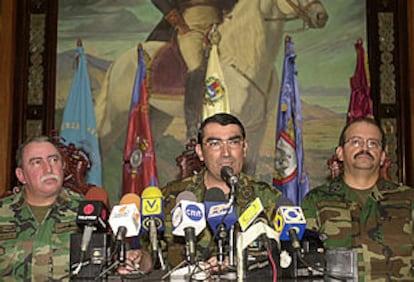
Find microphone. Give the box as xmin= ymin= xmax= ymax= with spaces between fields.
xmin=238 ymin=197 xmax=264 ymax=231
xmin=140 ymin=186 xmax=165 ymax=264
xmin=204 ymin=188 xmax=237 ymax=235
xmin=220 ymin=166 xmax=238 ymax=187
xmin=204 ymin=188 xmax=237 ymax=266
xmin=108 ymin=193 xmax=141 ymax=239
xmin=72 ymin=187 xmax=109 ymax=276
xmin=77 ymin=187 xmax=109 ymax=253
xmin=171 ymin=191 xmax=206 ymax=264
xmin=273 ymin=198 xmax=306 ymax=250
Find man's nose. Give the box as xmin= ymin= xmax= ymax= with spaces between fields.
xmin=44 ymin=160 xmax=53 ymax=172
xmin=221 ymin=142 xmax=231 ymax=156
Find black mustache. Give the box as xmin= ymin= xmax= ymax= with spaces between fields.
xmin=354 ymin=150 xmax=374 ymax=160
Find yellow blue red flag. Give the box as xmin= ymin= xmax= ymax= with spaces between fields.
xmin=203 ymin=43 xmax=229 ymax=119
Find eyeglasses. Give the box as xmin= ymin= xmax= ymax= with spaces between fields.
xmin=343 ymin=136 xmax=382 ymax=149
xmin=203 ymin=137 xmax=244 ymax=151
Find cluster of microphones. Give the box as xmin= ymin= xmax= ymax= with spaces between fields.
xmin=70 ymin=166 xmax=342 ymax=281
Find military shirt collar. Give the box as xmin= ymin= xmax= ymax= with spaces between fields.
xmin=188 ymin=169 xmax=254 ymax=201
xmin=11 ymin=187 xmax=77 ymax=210
xmin=329 ymin=175 xmax=397 ymax=201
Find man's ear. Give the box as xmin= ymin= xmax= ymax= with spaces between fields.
xmin=243 ymin=139 xmax=248 ymax=157
xmin=380 ymin=151 xmax=386 ymax=166
xmin=195 ymin=144 xmax=204 ymax=162
xmin=15 ymin=167 xmax=26 ymax=184
xmin=335 ymin=146 xmax=344 ymax=162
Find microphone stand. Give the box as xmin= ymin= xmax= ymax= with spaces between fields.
xmin=228 ymin=182 xmax=237 ymax=268
xmin=217 ymin=224 xmax=227 ymax=266
xmin=97 ymin=227 xmax=128 ymax=280
xmin=96 ymin=240 xmax=126 ymax=280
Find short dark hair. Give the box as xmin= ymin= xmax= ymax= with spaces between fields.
xmin=16 ymin=136 xmax=59 ymax=168
xmin=338 ymin=117 xmax=386 ymax=150
xmin=197 ymin=113 xmax=246 ymax=144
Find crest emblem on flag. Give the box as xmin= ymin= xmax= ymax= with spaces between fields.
xmin=272 ymin=36 xmax=309 ymax=205
xmin=205 ymin=76 xmax=226 ymax=105
xmin=274 ymin=131 xmax=298 ymax=185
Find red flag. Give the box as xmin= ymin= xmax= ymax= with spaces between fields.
xmin=347 ymin=38 xmax=373 ymax=123
xmin=122 ymin=45 xmax=158 ymax=196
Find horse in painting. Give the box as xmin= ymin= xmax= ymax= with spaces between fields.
xmin=95 ymin=0 xmax=328 ymax=173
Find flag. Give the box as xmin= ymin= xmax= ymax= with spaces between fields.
xmin=203 ymin=43 xmax=229 ymax=119
xmin=347 ymin=38 xmax=373 ymax=123
xmin=122 ymin=45 xmax=159 ymax=196
xmin=273 ymin=36 xmax=309 ymax=206
xmin=60 ymin=40 xmax=102 ymax=187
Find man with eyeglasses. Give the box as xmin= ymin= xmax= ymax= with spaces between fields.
xmin=160 ymin=113 xmax=282 ymax=271
xmin=301 ymin=117 xmax=414 ymax=281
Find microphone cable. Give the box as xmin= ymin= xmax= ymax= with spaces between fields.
xmin=266 ymin=246 xmax=277 ymax=282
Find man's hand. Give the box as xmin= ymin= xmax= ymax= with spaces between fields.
xmin=117 ymin=249 xmax=153 ymax=275
xmin=205 ymin=255 xmax=230 ymax=273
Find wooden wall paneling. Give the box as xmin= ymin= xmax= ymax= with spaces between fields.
xmin=10 ymin=0 xmax=58 ymax=190
xmin=0 ymin=0 xmax=17 ymax=196
xmin=406 ymin=0 xmax=414 ymax=186
xmin=366 ymin=0 xmax=409 ymax=184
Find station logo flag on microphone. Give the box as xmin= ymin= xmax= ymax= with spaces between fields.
xmin=347 ymin=38 xmax=373 ymax=123
xmin=122 ymin=45 xmax=159 ymax=196
xmin=60 ymin=39 xmax=102 ymax=187
xmin=273 ymin=36 xmax=309 ymax=206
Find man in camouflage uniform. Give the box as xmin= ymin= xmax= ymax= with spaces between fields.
xmin=301 ymin=117 xmax=414 ymax=281
xmin=161 ymin=113 xmax=282 ymax=268
xmin=0 ymin=136 xmax=83 ymax=280
xmin=0 ymin=136 xmax=152 ymax=281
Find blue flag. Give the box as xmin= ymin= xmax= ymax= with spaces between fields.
xmin=273 ymin=36 xmax=309 ymax=206
xmin=60 ymin=42 xmax=102 ymax=187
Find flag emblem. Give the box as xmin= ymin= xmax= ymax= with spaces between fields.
xmin=274 ymin=131 xmax=298 ymax=185
xmin=205 ymin=76 xmax=225 ymax=105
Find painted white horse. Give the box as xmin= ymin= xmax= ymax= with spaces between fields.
xmin=95 ymin=0 xmax=328 ymax=173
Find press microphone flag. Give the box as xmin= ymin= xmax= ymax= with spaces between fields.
xmin=172 ymin=199 xmax=206 ymax=237
xmin=76 ymin=187 xmax=109 ymax=232
xmin=238 ymin=197 xmax=264 ymax=231
xmin=141 ymin=186 xmax=165 ymax=232
xmin=108 ymin=193 xmax=141 ymax=238
xmin=204 ymin=188 xmax=237 ymax=234
xmin=273 ymin=199 xmax=306 ymax=241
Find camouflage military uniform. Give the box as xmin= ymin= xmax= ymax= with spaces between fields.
xmin=160 ymin=169 xmax=282 ymax=268
xmin=301 ymin=176 xmax=414 ymax=281
xmin=0 ymin=188 xmax=83 ymax=281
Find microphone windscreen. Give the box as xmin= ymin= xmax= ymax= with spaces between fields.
xmin=177 ymin=191 xmax=197 ymax=203
xmin=85 ymin=187 xmax=109 ymax=208
xmin=204 ymin=187 xmax=226 ymax=202
xmin=220 ymin=166 xmax=234 ymax=180
xmin=141 ymin=186 xmax=163 ymax=198
xmin=120 ymin=193 xmax=141 ymax=210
